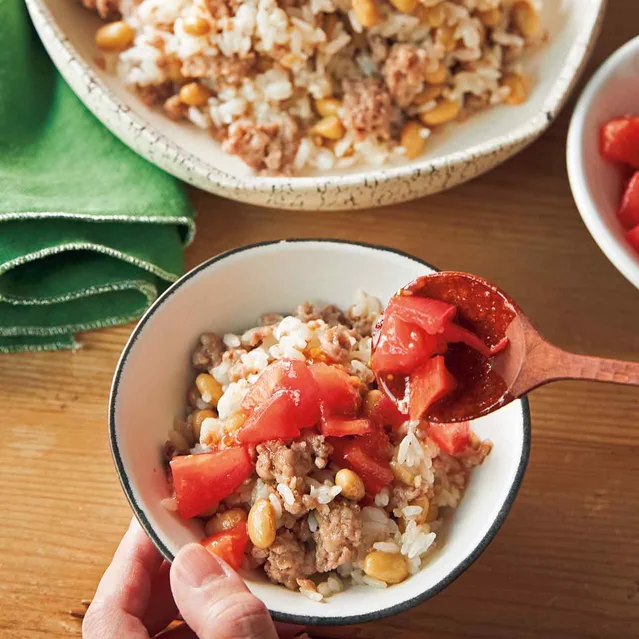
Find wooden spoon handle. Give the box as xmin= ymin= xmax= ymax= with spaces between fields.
xmin=511 ymin=335 xmax=639 ymax=396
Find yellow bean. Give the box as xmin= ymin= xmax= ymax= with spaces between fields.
xmin=419 ymin=98 xmax=461 ymax=126
xmin=389 ymin=0 xmax=418 ymax=14
xmin=436 ymin=25 xmax=456 ymax=52
xmin=183 ymin=16 xmax=210 ymax=36
xmin=414 ymin=84 xmax=445 ymax=104
xmin=391 ymin=460 xmax=416 ymax=486
xmin=311 ymin=115 xmax=345 ymax=140
xmin=195 ymin=373 xmax=224 ymax=406
xmin=248 ymin=499 xmax=276 ymax=549
xmin=335 ymin=469 xmax=366 ymax=501
xmin=179 ymin=82 xmax=210 ymax=107
xmin=352 ymin=0 xmax=380 ymax=28
xmin=192 ymin=408 xmax=217 ymax=440
xmin=512 ymin=1 xmax=540 ymax=39
xmin=314 ymin=97 xmax=342 ymax=118
xmin=502 ymin=72 xmax=528 ymax=105
xmin=416 ymin=4 xmax=445 ymax=28
xmin=400 ymin=120 xmax=427 ymax=160
xmin=363 ymin=551 xmax=409 ymax=584
xmin=477 ymin=7 xmax=502 ymax=28
xmin=95 ymin=21 xmax=135 ymax=51
xmin=424 ymin=63 xmax=448 ymax=85
xmin=205 ymin=508 xmax=247 ymax=536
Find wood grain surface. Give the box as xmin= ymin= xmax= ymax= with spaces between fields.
xmin=2 ymin=2 xmax=639 ymax=637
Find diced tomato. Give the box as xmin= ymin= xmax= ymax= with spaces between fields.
xmin=625 ymin=225 xmax=639 ymax=254
xmin=237 ymin=390 xmax=303 ymax=445
xmin=364 ymin=390 xmax=406 ymax=428
xmin=386 ymin=295 xmax=457 ymax=335
xmin=201 ymin=521 xmax=249 ymax=570
xmin=309 ymin=362 xmax=361 ymax=416
xmin=242 ymin=359 xmax=320 ymax=428
xmin=408 ymin=356 xmax=457 ymax=421
xmin=441 ymin=323 xmax=509 ymax=358
xmin=170 ymin=447 xmax=253 ymax=519
xmin=321 ymin=417 xmax=373 ymax=437
xmin=601 ymin=117 xmax=639 ymax=169
xmin=427 ymin=421 xmax=470 ymax=455
xmin=618 ymin=171 xmax=639 ymax=230
xmin=329 ymin=429 xmax=393 ymax=497
xmin=371 ymin=314 xmax=442 ymax=375
xmin=358 ymin=427 xmax=392 ymax=461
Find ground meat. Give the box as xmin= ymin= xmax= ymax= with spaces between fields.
xmin=255 ymin=440 xmax=313 ymax=483
xmin=222 ymin=116 xmax=301 ymax=175
xmin=388 ymin=483 xmax=426 ymax=512
xmin=136 ymin=82 xmax=173 ymax=107
xmin=313 ymin=499 xmax=362 ymax=572
xmin=259 ymin=313 xmax=284 ymax=327
xmin=163 ymin=95 xmax=187 ymax=121
xmin=342 ymin=78 xmax=395 ymax=142
xmin=212 ymin=54 xmax=256 ymax=88
xmin=192 ymin=332 xmax=225 ymax=371
xmin=252 ymin=531 xmax=316 ymax=590
xmin=382 ymin=44 xmax=430 ymax=108
xmin=295 ymin=302 xmax=321 ymax=323
xmin=319 ymin=305 xmax=350 ymax=327
xmin=319 ymin=325 xmax=354 ymax=363
xmin=82 ymin=0 xmax=119 ymax=18
xmin=241 ymin=325 xmax=275 ymax=348
xmin=302 ymin=433 xmax=333 ymax=470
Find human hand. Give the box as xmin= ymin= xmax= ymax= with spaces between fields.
xmin=83 ymin=518 xmax=306 ymax=639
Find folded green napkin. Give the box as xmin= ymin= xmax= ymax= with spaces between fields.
xmin=0 ymin=0 xmax=195 ymax=353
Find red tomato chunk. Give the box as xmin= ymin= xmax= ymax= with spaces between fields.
xmin=408 ymin=356 xmax=457 ymax=421
xmin=201 ymin=521 xmax=249 ymax=570
xmin=601 ymin=117 xmax=639 ymax=169
xmin=626 ymin=225 xmax=639 ymax=254
xmin=321 ymin=417 xmax=373 ymax=437
xmin=309 ymin=362 xmax=361 ymax=416
xmin=426 ymin=421 xmax=470 ymax=455
xmin=238 ymin=390 xmax=304 ymax=445
xmin=170 ymin=447 xmax=253 ymax=519
xmin=618 ymin=171 xmax=639 ymax=231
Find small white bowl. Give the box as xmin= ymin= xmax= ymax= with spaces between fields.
xmin=27 ymin=0 xmax=605 ymax=210
xmin=567 ymin=36 xmax=639 ymax=289
xmin=109 ymin=240 xmax=530 ymax=625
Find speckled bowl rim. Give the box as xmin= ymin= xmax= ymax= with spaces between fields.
xmin=27 ymin=0 xmax=606 ymax=207
xmin=109 ymin=239 xmax=532 ymax=626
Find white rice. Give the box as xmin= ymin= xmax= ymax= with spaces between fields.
xmin=277 ymin=483 xmax=295 ymax=506
xmin=269 ymin=493 xmax=283 ymax=519
xmin=362 ymin=575 xmax=388 ymax=589
xmin=307 ymin=511 xmax=319 ymax=533
xmin=372 ymin=541 xmax=400 ymax=554
xmin=301 ymin=589 xmax=324 ymax=602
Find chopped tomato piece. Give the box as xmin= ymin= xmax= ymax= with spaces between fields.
xmin=329 ymin=431 xmax=393 ymax=495
xmin=238 ymin=390 xmax=303 ymax=445
xmin=201 ymin=521 xmax=249 ymax=570
xmin=601 ymin=117 xmax=639 ymax=169
xmin=170 ymin=447 xmax=253 ymax=519
xmin=618 ymin=172 xmax=639 ymax=230
xmin=309 ymin=362 xmax=361 ymax=416
xmin=386 ymin=295 xmax=457 ymax=335
xmin=441 ymin=323 xmax=509 ymax=358
xmin=364 ymin=390 xmax=406 ymax=428
xmin=408 ymin=356 xmax=457 ymax=421
xmin=625 ymin=225 xmax=639 ymax=254
xmin=242 ymin=359 xmax=320 ymax=427
xmin=371 ymin=314 xmax=442 ymax=374
xmin=321 ymin=417 xmax=373 ymax=437
xmin=427 ymin=421 xmax=470 ymax=455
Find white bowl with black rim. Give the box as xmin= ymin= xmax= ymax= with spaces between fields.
xmin=27 ymin=0 xmax=605 ymax=210
xmin=109 ymin=239 xmax=531 ymax=625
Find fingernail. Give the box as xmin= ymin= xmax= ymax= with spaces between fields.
xmin=174 ymin=543 xmax=226 ymax=588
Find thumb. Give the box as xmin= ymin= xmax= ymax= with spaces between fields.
xmin=170 ymin=544 xmax=280 ymax=639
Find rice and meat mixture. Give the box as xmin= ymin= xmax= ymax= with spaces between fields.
xmin=86 ymin=0 xmax=545 ymax=175
xmin=164 ymin=292 xmax=492 ymax=598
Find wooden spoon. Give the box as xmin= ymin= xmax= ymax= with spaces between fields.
xmin=373 ymin=271 xmax=639 ymax=423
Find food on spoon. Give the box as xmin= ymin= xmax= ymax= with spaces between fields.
xmin=600 ymin=116 xmax=639 ymax=255
xmin=371 ymin=291 xmax=508 ymax=420
xmin=163 ymin=292 xmax=492 ymax=598
xmin=84 ymin=0 xmax=546 ymax=175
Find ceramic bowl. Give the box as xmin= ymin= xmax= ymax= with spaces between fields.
xmin=567 ymin=36 xmax=639 ymax=289
xmin=27 ymin=0 xmax=605 ymax=211
xmin=109 ymin=239 xmax=531 ymax=625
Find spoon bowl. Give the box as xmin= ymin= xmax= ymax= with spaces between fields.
xmin=373 ymin=271 xmax=639 ymax=422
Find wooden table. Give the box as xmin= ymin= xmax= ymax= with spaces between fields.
xmin=2 ymin=2 xmax=639 ymax=637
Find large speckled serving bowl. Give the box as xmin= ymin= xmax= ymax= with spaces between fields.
xmin=109 ymin=240 xmax=531 ymax=625
xmin=27 ymin=0 xmax=604 ymax=210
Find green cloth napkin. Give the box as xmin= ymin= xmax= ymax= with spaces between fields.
xmin=0 ymin=0 xmax=195 ymax=353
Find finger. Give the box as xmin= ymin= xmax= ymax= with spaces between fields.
xmin=170 ymin=544 xmax=279 ymax=639
xmin=275 ymin=623 xmax=309 ymax=639
xmin=144 ymin=562 xmax=180 ymax=636
xmin=84 ymin=518 xmax=162 ymax=639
